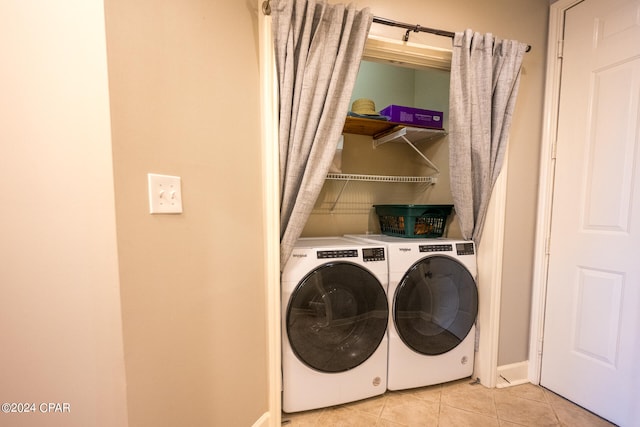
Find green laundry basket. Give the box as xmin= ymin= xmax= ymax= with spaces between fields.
xmin=374 ymin=204 xmax=453 ymax=238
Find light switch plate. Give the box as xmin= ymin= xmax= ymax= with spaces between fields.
xmin=148 ymin=173 xmax=183 ymax=214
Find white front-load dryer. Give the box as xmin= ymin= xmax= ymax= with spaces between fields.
xmin=346 ymin=235 xmax=478 ymax=391
xmin=281 ymin=237 xmax=389 ymax=413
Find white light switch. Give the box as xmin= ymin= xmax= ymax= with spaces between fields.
xmin=148 ymin=173 xmax=183 ymax=214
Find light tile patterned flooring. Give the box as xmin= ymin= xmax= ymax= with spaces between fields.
xmin=281 ymin=379 xmax=616 ymax=426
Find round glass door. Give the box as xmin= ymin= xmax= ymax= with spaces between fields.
xmin=394 ymin=255 xmax=477 ymax=355
xmin=286 ymin=262 xmax=388 ymax=373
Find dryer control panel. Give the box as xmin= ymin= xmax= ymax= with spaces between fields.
xmin=456 ymin=242 xmax=475 ymax=256
xmin=419 ymin=244 xmax=453 ymax=253
xmin=417 ymin=242 xmax=475 ymax=256
xmin=362 ymin=247 xmax=386 ymax=262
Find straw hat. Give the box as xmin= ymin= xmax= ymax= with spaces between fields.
xmin=351 ymin=98 xmax=378 ymax=115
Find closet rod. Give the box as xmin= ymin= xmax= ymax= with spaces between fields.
xmin=372 ymin=16 xmax=531 ymax=52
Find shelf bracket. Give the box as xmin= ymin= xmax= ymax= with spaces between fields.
xmin=329 ymin=179 xmax=351 ymax=212
xmin=399 ymin=135 xmax=440 ymax=173
xmin=372 ymin=127 xmax=441 ymax=173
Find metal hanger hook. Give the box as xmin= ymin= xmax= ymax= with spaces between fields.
xmin=402 ymin=24 xmax=421 ymax=42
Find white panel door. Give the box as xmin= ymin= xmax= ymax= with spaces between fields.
xmin=541 ymin=0 xmax=640 ymax=425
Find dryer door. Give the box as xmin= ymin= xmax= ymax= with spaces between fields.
xmin=394 ymin=255 xmax=477 ymax=355
xmin=286 ymin=262 xmax=388 ymax=373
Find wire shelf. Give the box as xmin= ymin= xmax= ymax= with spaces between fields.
xmin=326 ymin=173 xmax=437 ymax=184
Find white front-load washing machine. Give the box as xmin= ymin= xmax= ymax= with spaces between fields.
xmin=281 ymin=237 xmax=389 ymax=413
xmin=346 ymin=235 xmax=478 ymax=391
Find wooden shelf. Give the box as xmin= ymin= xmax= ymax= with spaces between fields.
xmin=342 ymin=116 xmax=403 ymax=137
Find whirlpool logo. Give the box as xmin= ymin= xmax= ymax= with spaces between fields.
xmin=292 ymin=253 xmax=307 ymax=258
xmin=399 ymin=248 xmax=412 ymax=252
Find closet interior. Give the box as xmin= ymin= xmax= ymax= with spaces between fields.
xmin=301 ymin=55 xmax=460 ymax=238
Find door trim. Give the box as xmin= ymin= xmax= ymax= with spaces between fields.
xmin=528 ymin=0 xmax=584 ymax=385
xmin=362 ymin=35 xmax=452 ymax=71
xmin=258 ymin=3 xmax=281 ymax=426
xmin=476 ymin=160 xmax=508 ymax=388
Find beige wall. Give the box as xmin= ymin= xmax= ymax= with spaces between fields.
xmin=104 ymin=0 xmax=268 ymax=426
xmin=0 ymin=1 xmax=128 ymax=426
xmin=317 ymin=0 xmax=549 ymax=366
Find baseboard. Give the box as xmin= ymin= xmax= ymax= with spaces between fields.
xmin=251 ymin=412 xmax=271 ymax=427
xmin=496 ymin=361 xmax=530 ymax=388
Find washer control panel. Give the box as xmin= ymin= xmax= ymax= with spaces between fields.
xmin=316 ymin=247 xmax=386 ymax=261
xmin=419 ymin=244 xmax=453 ymax=253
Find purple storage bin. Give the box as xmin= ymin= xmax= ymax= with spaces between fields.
xmin=379 ymin=105 xmax=444 ymax=129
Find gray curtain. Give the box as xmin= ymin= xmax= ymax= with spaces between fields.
xmin=272 ymin=0 xmax=372 ymax=267
xmin=448 ymin=29 xmax=527 ymax=242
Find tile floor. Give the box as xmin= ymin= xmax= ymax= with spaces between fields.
xmin=281 ymin=379 xmax=616 ymax=426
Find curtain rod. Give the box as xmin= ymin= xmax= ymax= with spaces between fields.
xmin=372 ymin=16 xmax=531 ymax=52
xmin=258 ymin=4 xmax=531 ymax=52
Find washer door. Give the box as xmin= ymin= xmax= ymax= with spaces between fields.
xmin=394 ymin=255 xmax=477 ymax=355
xmin=286 ymin=262 xmax=388 ymax=373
